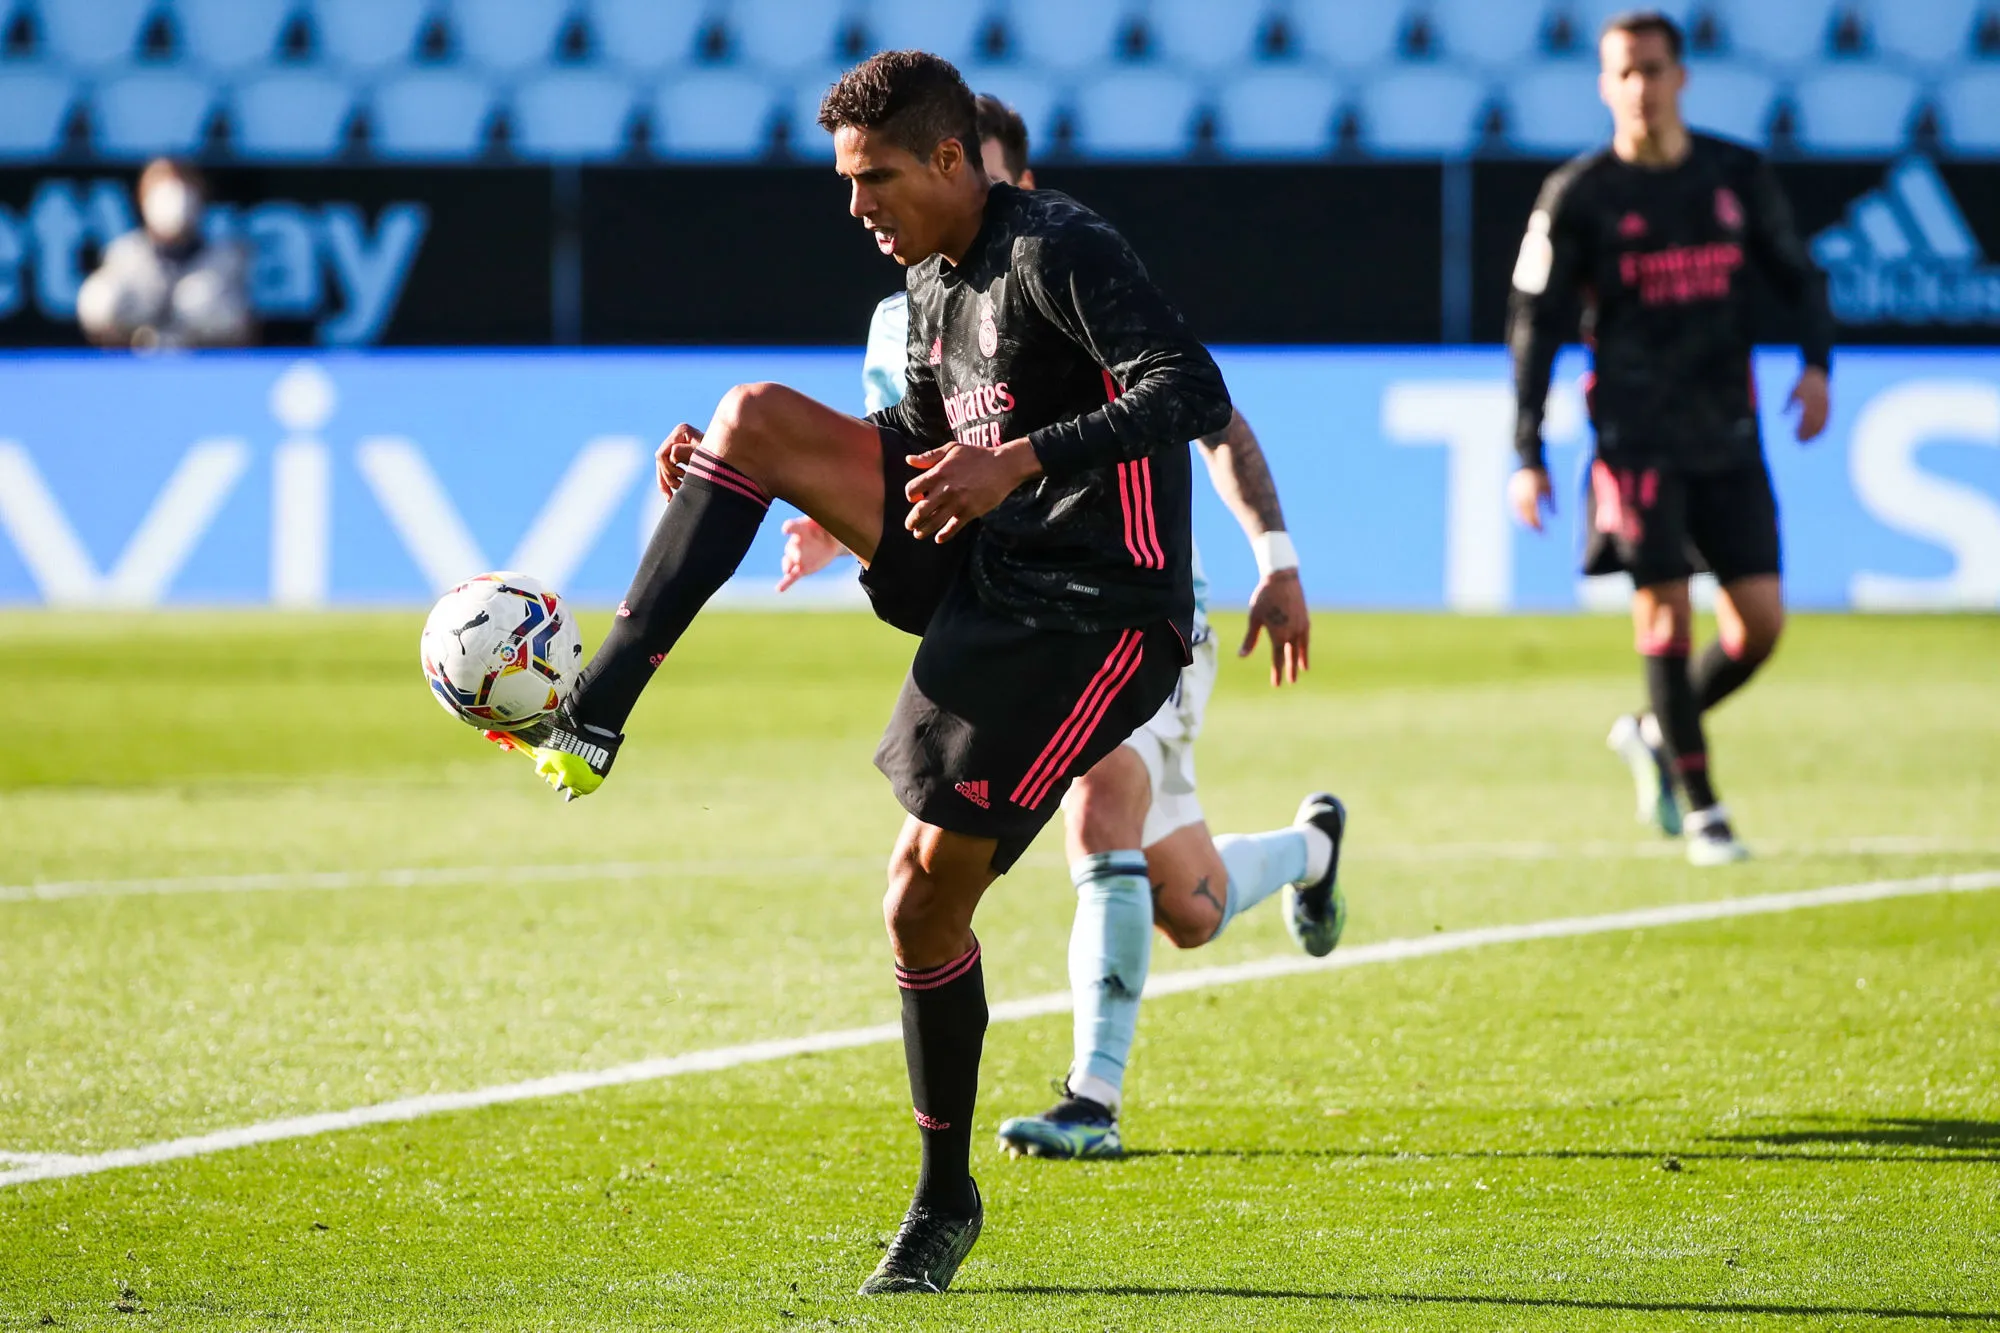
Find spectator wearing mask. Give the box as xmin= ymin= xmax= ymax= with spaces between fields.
xmin=77 ymin=158 xmax=253 ymax=350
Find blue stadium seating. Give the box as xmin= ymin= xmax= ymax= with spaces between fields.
xmin=862 ymin=0 xmax=990 ymax=69
xmin=1938 ymin=67 xmax=2000 ymax=151
xmin=1144 ymin=0 xmax=1269 ymax=70
xmin=512 ymin=68 xmax=635 ymax=157
xmin=452 ymin=0 xmax=571 ymax=72
xmin=786 ymin=67 xmax=842 ymax=158
xmin=370 ymin=68 xmax=496 ymax=158
xmin=1680 ymin=60 xmax=1779 ymax=144
xmin=36 ymin=0 xmax=152 ymax=67
xmin=1286 ymin=2 xmax=1407 ymax=68
xmin=1430 ymin=0 xmax=1548 ymax=66
xmin=589 ymin=0 xmax=706 ymax=71
xmin=308 ymin=0 xmax=430 ymax=70
xmin=0 ymin=0 xmax=1977 ymax=164
xmin=233 ymin=69 xmax=356 ymax=158
xmin=1004 ymin=0 xmax=1129 ymax=72
xmin=1505 ymin=63 xmax=1608 ymax=154
xmin=1215 ymin=68 xmax=1342 ymax=157
xmin=1357 ymin=67 xmax=1490 ymax=155
xmin=1866 ymin=0 xmax=1984 ymax=66
xmin=1073 ymin=68 xmax=1201 ymax=158
xmin=652 ymin=68 xmax=778 ymax=159
xmin=95 ymin=69 xmax=216 ymax=156
xmin=0 ymin=68 xmax=73 ymax=157
xmin=175 ymin=0 xmax=293 ymax=70
xmin=1792 ymin=65 xmax=1923 ymax=152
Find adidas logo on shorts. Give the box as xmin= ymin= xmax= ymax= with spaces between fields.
xmin=954 ymin=779 xmax=990 ymax=809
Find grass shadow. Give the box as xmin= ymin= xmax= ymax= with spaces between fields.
xmin=1708 ymin=1117 xmax=2000 ymax=1153
xmin=1114 ymin=1143 xmax=2000 ymax=1166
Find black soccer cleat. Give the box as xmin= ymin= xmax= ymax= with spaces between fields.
xmin=1285 ymin=793 xmax=1348 ymax=958
xmin=484 ymin=707 xmax=622 ymax=801
xmin=857 ymin=1183 xmax=983 ymax=1295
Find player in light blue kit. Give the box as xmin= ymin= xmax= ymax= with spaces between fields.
xmin=781 ymin=96 xmax=1348 ymax=1160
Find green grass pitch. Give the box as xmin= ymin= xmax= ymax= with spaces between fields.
xmin=2 ymin=608 xmax=1996 ymax=1331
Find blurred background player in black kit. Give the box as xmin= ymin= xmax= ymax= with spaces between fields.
xmin=486 ymin=51 xmax=1230 ymax=1293
xmin=1507 ymin=9 xmax=1833 ymax=866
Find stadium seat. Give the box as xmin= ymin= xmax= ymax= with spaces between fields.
xmin=232 ymin=70 xmax=355 ymax=159
xmin=652 ymin=69 xmax=778 ymax=159
xmin=1565 ymin=0 xmax=1703 ymax=36
xmin=1865 ymin=0 xmax=1982 ymax=65
xmin=726 ymin=0 xmax=853 ymax=70
xmin=1504 ymin=63 xmax=1607 ymax=154
xmin=1215 ymin=68 xmax=1342 ymax=158
xmin=93 ymin=70 xmax=216 ymax=157
xmin=1791 ymin=66 xmax=1921 ymax=153
xmin=1680 ymin=60 xmax=1777 ymax=145
xmin=513 ymin=69 xmax=636 ymax=158
xmin=174 ymin=0 xmax=292 ymax=70
xmin=1072 ymin=69 xmax=1199 ymax=159
xmin=1429 ymin=0 xmax=1547 ymax=66
xmin=451 ymin=0 xmax=571 ymax=71
xmin=0 ymin=68 xmax=73 ymax=158
xmin=1003 ymin=0 xmax=1130 ymax=72
xmin=785 ymin=67 xmax=842 ymax=159
xmin=964 ymin=67 xmax=1060 ymax=154
xmin=588 ymin=0 xmax=706 ymax=71
xmin=35 ymin=0 xmax=151 ymax=67
xmin=309 ymin=0 xmax=431 ymax=70
xmin=1356 ymin=67 xmax=1488 ymax=155
xmin=369 ymin=68 xmax=496 ymax=158
xmin=1708 ymin=0 xmax=1843 ymax=64
xmin=861 ymin=0 xmax=990 ymax=67
xmin=1286 ymin=0 xmax=1408 ymax=67
xmin=1143 ymin=0 xmax=1269 ymax=70
xmin=1937 ymin=68 xmax=2000 ymax=152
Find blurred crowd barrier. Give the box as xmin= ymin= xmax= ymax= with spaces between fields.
xmin=2 ymin=346 xmax=1994 ymax=611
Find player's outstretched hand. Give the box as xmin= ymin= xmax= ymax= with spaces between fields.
xmin=1509 ymin=466 xmax=1556 ymax=533
xmin=1789 ymin=366 xmax=1830 ymax=443
xmin=1241 ymin=569 xmax=1310 ymax=687
xmin=903 ymin=439 xmax=1043 ymax=543
xmin=656 ymin=423 xmax=703 ymax=496
xmin=776 ymin=516 xmax=849 ymax=591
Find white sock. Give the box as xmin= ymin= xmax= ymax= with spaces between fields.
xmin=1211 ymin=826 xmax=1328 ymax=938
xmin=1066 ymin=851 xmax=1152 ymax=1114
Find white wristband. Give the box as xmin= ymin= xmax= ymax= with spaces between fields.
xmin=1252 ymin=530 xmax=1299 ymax=578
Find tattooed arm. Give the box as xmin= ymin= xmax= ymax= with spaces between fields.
xmin=1195 ymin=408 xmax=1310 ymax=686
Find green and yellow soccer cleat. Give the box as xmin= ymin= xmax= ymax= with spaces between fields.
xmin=483 ymin=711 xmax=621 ymax=801
xmin=996 ymin=1093 xmax=1122 ymax=1160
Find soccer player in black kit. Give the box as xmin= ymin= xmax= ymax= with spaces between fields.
xmin=1508 ymin=9 xmax=1833 ymax=866
xmin=485 ymin=51 xmax=1229 ymax=1292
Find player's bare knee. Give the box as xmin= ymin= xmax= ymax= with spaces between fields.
xmin=1156 ymin=903 xmax=1219 ymax=950
xmin=706 ymin=382 xmax=787 ymax=460
xmin=1062 ymin=755 xmax=1149 ymax=854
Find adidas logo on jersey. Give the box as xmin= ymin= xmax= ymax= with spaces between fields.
xmin=1811 ymin=157 xmax=2000 ymax=326
xmin=954 ymin=779 xmax=990 ymax=809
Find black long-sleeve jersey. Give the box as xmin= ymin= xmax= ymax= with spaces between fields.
xmin=1509 ymin=133 xmax=1833 ymax=474
xmin=870 ymin=181 xmax=1233 ymax=641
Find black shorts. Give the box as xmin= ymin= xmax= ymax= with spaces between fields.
xmin=862 ymin=429 xmax=1183 ymax=872
xmin=1583 ymin=457 xmax=1782 ymax=589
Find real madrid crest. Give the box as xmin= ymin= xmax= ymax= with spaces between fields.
xmin=977 ymin=299 xmax=999 ymax=358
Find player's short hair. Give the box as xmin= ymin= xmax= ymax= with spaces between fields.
xmin=974 ymin=94 xmax=1030 ymax=180
xmin=818 ymin=50 xmax=980 ymax=164
xmin=140 ymin=156 xmax=206 ymax=195
xmin=1600 ymin=8 xmax=1685 ymax=61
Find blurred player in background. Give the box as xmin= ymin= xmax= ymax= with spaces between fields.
xmin=1508 ymin=9 xmax=1832 ymax=866
xmin=77 ymin=158 xmax=253 ymax=351
xmin=781 ymin=95 xmax=1348 ymax=1162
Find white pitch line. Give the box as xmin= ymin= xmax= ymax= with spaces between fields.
xmin=3 ymin=869 xmax=1995 ymax=1192
xmin=6 ymin=836 xmax=1994 ymax=905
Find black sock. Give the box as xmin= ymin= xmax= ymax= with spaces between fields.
xmin=896 ymin=941 xmax=986 ymax=1218
xmin=1644 ymin=650 xmax=1718 ymax=811
xmin=567 ymin=450 xmax=769 ymax=735
xmin=1691 ymin=640 xmax=1767 ymax=714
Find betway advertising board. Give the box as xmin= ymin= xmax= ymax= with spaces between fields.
xmin=0 ymin=348 xmax=1995 ymax=611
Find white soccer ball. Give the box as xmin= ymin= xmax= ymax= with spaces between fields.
xmin=420 ymin=572 xmax=583 ymax=731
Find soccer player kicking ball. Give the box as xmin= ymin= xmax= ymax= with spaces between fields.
xmin=1508 ymin=9 xmax=1832 ymax=866
xmin=488 ymin=52 xmax=1231 ymax=1293
xmin=782 ymin=94 xmax=1347 ymax=1161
